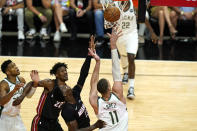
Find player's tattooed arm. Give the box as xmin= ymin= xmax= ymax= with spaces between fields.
xmin=30 ymin=70 xmax=53 ymax=91
xmin=13 ymin=81 xmax=34 ymax=106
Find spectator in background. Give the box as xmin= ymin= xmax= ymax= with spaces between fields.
xmin=151 ymin=6 xmax=177 ymax=45
xmin=93 ymin=0 xmax=104 ymax=46
xmin=138 ymin=1 xmax=158 ymax=44
xmin=25 ymin=0 xmax=52 ymax=39
xmin=170 ymin=7 xmax=197 ymax=39
xmin=51 ymin=0 xmax=69 ymax=41
xmin=0 ymin=0 xmax=25 ymax=40
xmin=69 ymin=0 xmax=93 ymax=40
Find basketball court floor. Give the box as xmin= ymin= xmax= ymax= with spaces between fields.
xmin=0 ymin=56 xmax=197 ymax=131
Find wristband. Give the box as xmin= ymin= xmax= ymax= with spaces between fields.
xmin=38 ymin=13 xmax=43 ymax=18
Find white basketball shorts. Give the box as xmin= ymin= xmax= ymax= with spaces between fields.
xmin=116 ymin=29 xmax=138 ymax=56
xmin=0 ymin=113 xmax=26 ymax=131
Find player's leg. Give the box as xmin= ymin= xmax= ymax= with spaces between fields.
xmin=116 ymin=38 xmax=128 ymax=84
xmin=125 ymin=31 xmax=138 ymax=99
xmin=31 ymin=115 xmax=46 ymax=131
xmin=127 ymin=53 xmax=136 ymax=99
xmin=120 ymin=55 xmax=129 ymax=84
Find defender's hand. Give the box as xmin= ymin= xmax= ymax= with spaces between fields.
xmin=30 ymin=70 xmax=40 ymax=87
xmin=13 ymin=96 xmax=24 ymax=106
xmin=94 ymin=120 xmax=106 ymax=129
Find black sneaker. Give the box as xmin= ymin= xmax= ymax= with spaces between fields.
xmin=122 ymin=73 xmax=128 ymax=84
xmin=127 ymin=87 xmax=135 ymax=99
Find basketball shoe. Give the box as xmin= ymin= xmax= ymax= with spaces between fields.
xmin=122 ymin=73 xmax=128 ymax=84
xmin=54 ymin=31 xmax=61 ymax=41
xmin=127 ymin=87 xmax=135 ymax=99
xmin=60 ymin=23 xmax=67 ymax=33
xmin=26 ymin=28 xmax=36 ymax=39
xmin=18 ymin=30 xmax=25 ymax=40
xmin=40 ymin=28 xmax=49 ymax=40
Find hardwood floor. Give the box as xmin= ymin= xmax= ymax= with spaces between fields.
xmin=0 ymin=56 xmax=197 ymax=131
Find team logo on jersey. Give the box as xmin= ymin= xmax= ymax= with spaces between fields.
xmin=104 ymin=103 xmax=116 ymax=110
xmin=13 ymin=87 xmax=23 ymax=98
xmin=78 ymin=104 xmax=88 ymax=117
xmin=130 ymin=9 xmax=133 ymax=12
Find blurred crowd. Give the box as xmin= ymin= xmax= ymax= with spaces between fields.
xmin=0 ymin=0 xmax=196 ymax=59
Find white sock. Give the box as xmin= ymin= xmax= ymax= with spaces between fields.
xmin=129 ymin=79 xmax=135 ymax=88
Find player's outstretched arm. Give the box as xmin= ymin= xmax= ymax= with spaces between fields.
xmin=30 ymin=70 xmax=54 ymax=91
xmin=107 ymin=28 xmax=126 ymax=104
xmin=12 ymin=81 xmax=36 ymax=106
xmin=77 ymin=36 xmax=95 ymax=89
xmin=89 ymin=48 xmax=100 ymax=114
xmin=66 ymin=119 xmax=105 ymax=131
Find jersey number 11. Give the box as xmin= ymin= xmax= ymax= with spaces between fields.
xmin=109 ymin=111 xmax=119 ymax=124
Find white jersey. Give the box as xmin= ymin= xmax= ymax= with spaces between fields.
xmin=114 ymin=0 xmax=137 ymax=35
xmin=2 ymin=77 xmax=24 ymax=116
xmin=97 ymin=93 xmax=128 ymax=131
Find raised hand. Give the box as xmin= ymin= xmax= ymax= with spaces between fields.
xmin=88 ymin=48 xmax=100 ymax=61
xmin=30 ymin=70 xmax=40 ymax=87
xmin=88 ymin=35 xmax=96 ymax=56
xmin=107 ymin=27 xmax=122 ymax=49
xmin=94 ymin=120 xmax=106 ymax=129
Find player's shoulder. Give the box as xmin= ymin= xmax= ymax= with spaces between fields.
xmin=43 ymin=78 xmax=54 ymax=82
xmin=0 ymin=79 xmax=9 ymax=88
xmin=111 ymin=92 xmax=120 ymax=100
xmin=17 ymin=76 xmax=26 ymax=83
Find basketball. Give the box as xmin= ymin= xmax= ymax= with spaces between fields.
xmin=104 ymin=6 xmax=120 ymax=23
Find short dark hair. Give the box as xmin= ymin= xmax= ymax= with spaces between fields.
xmin=1 ymin=60 xmax=12 ymax=74
xmin=50 ymin=62 xmax=67 ymax=75
xmin=97 ymin=78 xmax=108 ymax=94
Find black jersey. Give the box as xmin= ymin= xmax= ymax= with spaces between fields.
xmin=61 ymin=85 xmax=90 ymax=129
xmin=36 ymin=79 xmax=65 ymax=120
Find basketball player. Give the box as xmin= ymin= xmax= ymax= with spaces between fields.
xmin=60 ymin=36 xmax=105 ymax=130
xmin=89 ymin=28 xmax=128 ymax=131
xmin=30 ymin=63 xmax=68 ymax=131
xmin=30 ymin=36 xmax=105 ymax=131
xmin=0 ymin=60 xmax=37 ymax=131
xmin=114 ymin=0 xmax=138 ymax=99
